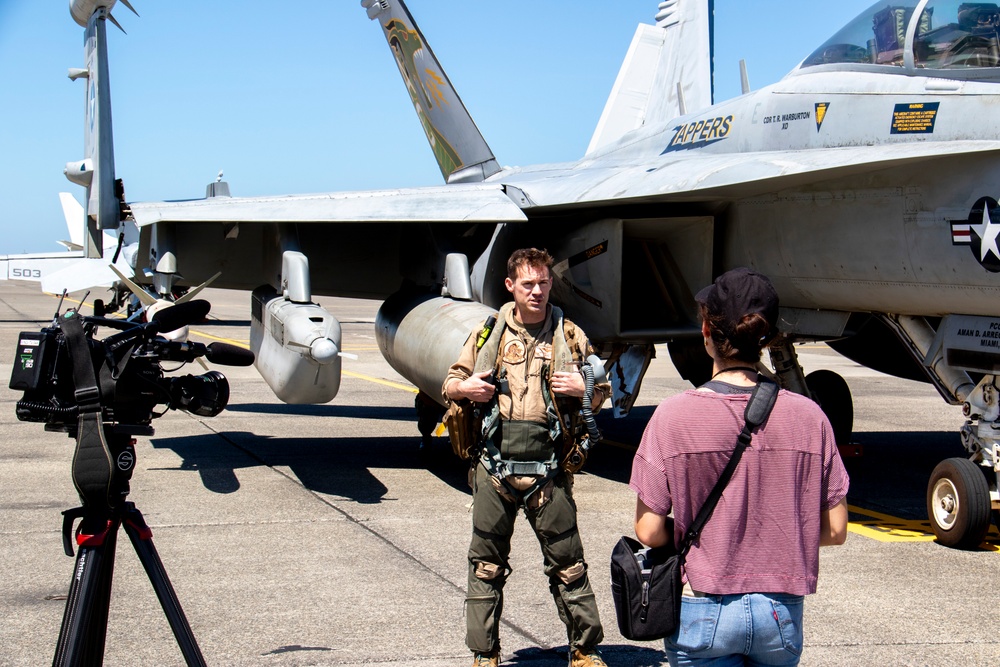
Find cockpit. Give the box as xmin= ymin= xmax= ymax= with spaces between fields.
xmin=801 ymin=0 xmax=1000 ymax=72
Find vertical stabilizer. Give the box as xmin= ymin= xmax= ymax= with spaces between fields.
xmin=362 ymin=0 xmax=500 ymax=184
xmin=65 ymin=6 xmax=121 ymax=258
xmin=587 ymin=0 xmax=714 ymax=155
xmin=58 ymin=192 xmax=86 ymax=250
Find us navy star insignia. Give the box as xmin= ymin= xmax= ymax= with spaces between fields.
xmin=951 ymin=196 xmax=1000 ymax=273
xmin=972 ymin=204 xmax=1000 ymax=263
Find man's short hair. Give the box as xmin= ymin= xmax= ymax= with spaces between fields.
xmin=507 ymin=248 xmax=554 ymax=280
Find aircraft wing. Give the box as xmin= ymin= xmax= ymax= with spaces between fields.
xmin=128 ymin=142 xmax=1000 ymax=225
xmin=516 ymin=140 xmax=1000 ymax=208
xmin=129 ymin=184 xmax=527 ymax=226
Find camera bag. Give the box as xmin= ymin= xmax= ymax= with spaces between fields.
xmin=610 ymin=378 xmax=778 ymax=640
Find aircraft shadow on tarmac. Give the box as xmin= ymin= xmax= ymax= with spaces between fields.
xmin=227 ymin=402 xmax=416 ymax=421
xmin=203 ymin=319 xmax=251 ymax=328
xmin=149 ymin=430 xmax=475 ymax=501
xmin=152 ymin=401 xmax=992 ymax=543
xmin=148 ymin=403 xmax=642 ymax=503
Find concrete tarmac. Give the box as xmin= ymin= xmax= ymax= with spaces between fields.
xmin=1 ymin=281 xmax=998 ymax=666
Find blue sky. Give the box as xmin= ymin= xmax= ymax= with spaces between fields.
xmin=0 ymin=0 xmax=876 ymax=254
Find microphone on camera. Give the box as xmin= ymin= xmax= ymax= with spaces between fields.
xmin=148 ymin=300 xmax=211 ymax=335
xmin=204 ymin=342 xmax=255 ymax=367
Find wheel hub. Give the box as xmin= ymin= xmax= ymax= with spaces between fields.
xmin=931 ymin=478 xmax=960 ymax=530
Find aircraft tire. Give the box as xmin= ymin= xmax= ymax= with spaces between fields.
xmin=805 ymin=370 xmax=853 ymax=446
xmin=926 ymin=457 xmax=991 ymax=549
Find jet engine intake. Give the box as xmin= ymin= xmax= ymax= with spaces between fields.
xmin=250 ymin=285 xmax=343 ymax=404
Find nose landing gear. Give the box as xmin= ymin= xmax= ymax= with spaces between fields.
xmin=926 ymin=457 xmax=992 ymax=549
xmin=925 ymin=374 xmax=1000 ymax=549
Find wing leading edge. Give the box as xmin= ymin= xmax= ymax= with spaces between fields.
xmin=129 ymin=184 xmax=527 ymax=226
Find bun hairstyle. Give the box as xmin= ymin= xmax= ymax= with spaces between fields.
xmin=695 ymin=267 xmax=780 ymax=363
xmin=702 ymin=307 xmax=774 ymax=362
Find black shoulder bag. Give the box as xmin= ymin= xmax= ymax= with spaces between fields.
xmin=610 ymin=379 xmax=779 ymax=641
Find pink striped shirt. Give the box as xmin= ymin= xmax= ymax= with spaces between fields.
xmin=630 ymin=386 xmax=849 ymax=596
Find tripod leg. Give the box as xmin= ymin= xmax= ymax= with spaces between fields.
xmin=53 ymin=516 xmax=120 ymax=667
xmin=121 ymin=503 xmax=207 ymax=667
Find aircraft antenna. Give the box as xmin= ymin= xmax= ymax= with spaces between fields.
xmin=740 ymin=60 xmax=751 ymax=94
xmin=52 ymin=290 xmax=69 ymax=325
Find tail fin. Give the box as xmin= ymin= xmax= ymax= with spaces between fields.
xmin=57 ymin=192 xmax=86 ymax=251
xmin=587 ymin=0 xmax=714 ymax=155
xmin=64 ymin=4 xmax=127 ymax=258
xmin=362 ymin=0 xmax=500 ymax=184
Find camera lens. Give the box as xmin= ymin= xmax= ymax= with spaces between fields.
xmin=168 ymin=371 xmax=230 ymax=417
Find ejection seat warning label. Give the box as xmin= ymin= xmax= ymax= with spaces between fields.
xmin=890 ymin=102 xmax=940 ymax=134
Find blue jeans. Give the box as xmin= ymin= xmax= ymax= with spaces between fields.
xmin=663 ymin=593 xmax=804 ymax=667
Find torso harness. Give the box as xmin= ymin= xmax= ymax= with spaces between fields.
xmin=472 ymin=303 xmax=599 ymax=505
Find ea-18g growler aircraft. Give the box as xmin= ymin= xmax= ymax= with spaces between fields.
xmin=63 ymin=0 xmax=1000 ymax=549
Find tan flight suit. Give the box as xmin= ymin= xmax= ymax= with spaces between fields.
xmin=443 ymin=304 xmax=610 ymax=656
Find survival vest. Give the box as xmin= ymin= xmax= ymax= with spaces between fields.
xmin=446 ymin=302 xmax=589 ymax=474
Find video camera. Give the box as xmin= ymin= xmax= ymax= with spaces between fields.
xmin=9 ymin=297 xmax=254 ymax=436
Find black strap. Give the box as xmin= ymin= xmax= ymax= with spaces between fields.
xmin=62 ymin=313 xmax=116 ymax=511
xmin=62 ymin=314 xmax=102 ymax=414
xmin=679 ymin=379 xmax=779 ymax=556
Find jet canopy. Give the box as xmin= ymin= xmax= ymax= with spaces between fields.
xmin=801 ymin=0 xmax=1000 ymax=72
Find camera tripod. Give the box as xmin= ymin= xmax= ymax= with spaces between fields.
xmin=52 ymin=429 xmax=207 ymax=667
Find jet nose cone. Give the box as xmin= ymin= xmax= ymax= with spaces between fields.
xmin=310 ymin=338 xmax=339 ymax=365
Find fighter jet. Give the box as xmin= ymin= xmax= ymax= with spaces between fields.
xmin=60 ymin=0 xmax=1000 ymax=549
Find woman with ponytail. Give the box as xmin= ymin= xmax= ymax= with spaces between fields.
xmin=629 ymin=268 xmax=850 ymax=667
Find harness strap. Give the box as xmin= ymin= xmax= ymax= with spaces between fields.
xmin=479 ymin=436 xmax=559 ymax=505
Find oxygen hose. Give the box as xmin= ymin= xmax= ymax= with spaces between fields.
xmin=579 ymin=363 xmax=602 ymax=450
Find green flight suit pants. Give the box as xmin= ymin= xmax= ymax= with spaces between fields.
xmin=465 ymin=461 xmax=604 ymax=654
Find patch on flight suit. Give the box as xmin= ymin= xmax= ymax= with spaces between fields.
xmin=503 ymin=339 xmax=526 ymax=364
xmin=535 ymin=343 xmax=552 ymax=361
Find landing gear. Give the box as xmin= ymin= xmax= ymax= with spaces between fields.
xmin=918 ymin=373 xmax=1000 ymax=548
xmin=768 ymin=336 xmax=854 ymax=446
xmin=805 ymin=369 xmax=854 ymax=447
xmin=926 ymin=457 xmax=992 ymax=549
xmin=415 ymin=391 xmax=446 ymax=452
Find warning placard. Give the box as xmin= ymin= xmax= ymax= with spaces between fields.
xmin=890 ymin=102 xmax=940 ymax=134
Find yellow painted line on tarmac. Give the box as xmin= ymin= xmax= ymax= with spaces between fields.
xmin=342 ymin=370 xmax=418 ymax=393
xmin=847 ymin=504 xmax=1000 ymax=550
xmin=192 ymin=330 xmax=247 ymax=345
xmin=847 ymin=505 xmax=937 ymax=542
